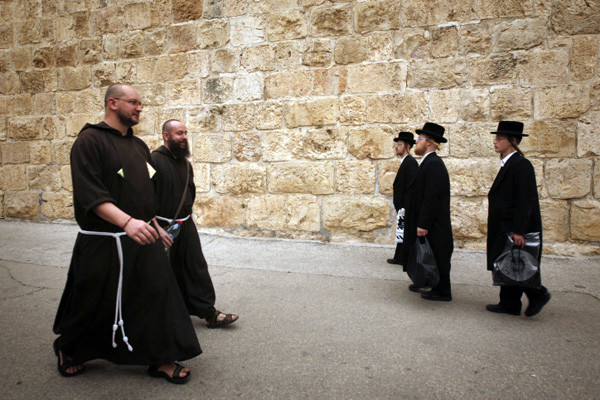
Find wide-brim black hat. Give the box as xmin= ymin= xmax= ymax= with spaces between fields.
xmin=393 ymin=131 xmax=416 ymax=145
xmin=491 ymin=121 xmax=528 ymax=137
xmin=416 ymin=122 xmax=447 ymax=143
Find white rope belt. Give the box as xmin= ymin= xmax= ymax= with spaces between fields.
xmin=78 ymin=228 xmax=133 ymax=352
xmin=155 ymin=214 xmax=191 ymax=225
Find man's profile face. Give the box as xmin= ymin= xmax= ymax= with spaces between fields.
xmin=395 ymin=140 xmax=407 ymax=156
xmin=493 ymin=134 xmax=513 ymax=155
xmin=114 ymin=87 xmax=142 ymax=127
xmin=166 ymin=121 xmax=190 ymax=158
xmin=414 ymin=135 xmax=429 ymax=156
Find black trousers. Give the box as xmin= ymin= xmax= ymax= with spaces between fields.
xmin=392 ymin=242 xmax=404 ymax=262
xmin=499 ymin=285 xmax=548 ymax=311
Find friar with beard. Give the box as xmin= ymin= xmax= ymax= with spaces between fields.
xmin=151 ymin=120 xmax=239 ymax=329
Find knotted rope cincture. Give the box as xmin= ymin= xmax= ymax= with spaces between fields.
xmin=155 ymin=214 xmax=191 ymax=225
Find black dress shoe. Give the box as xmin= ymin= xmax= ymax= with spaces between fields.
xmin=525 ymin=292 xmax=551 ymax=317
xmin=421 ymin=291 xmax=452 ymax=302
xmin=485 ymin=303 xmax=520 ymax=316
xmin=409 ymin=284 xmax=431 ymax=293
xmin=387 ymin=258 xmax=402 ymax=265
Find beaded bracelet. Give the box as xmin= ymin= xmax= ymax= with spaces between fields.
xmin=121 ymin=216 xmax=133 ymax=230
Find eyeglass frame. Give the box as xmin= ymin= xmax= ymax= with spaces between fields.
xmin=112 ymin=97 xmax=143 ymax=108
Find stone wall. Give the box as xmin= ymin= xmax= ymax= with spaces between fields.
xmin=1 ymin=0 xmax=599 ymax=255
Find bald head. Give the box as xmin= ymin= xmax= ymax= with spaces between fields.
xmin=162 ymin=119 xmax=183 ymax=135
xmin=104 ymin=85 xmax=129 ymax=107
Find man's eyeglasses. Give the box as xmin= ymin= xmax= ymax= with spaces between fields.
xmin=415 ymin=137 xmax=428 ymax=142
xmin=113 ymin=98 xmax=143 ymax=108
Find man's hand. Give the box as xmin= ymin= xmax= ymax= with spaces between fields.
xmin=123 ymin=218 xmax=159 ymax=245
xmin=510 ymin=233 xmax=525 ymax=248
xmin=417 ymin=227 xmax=428 ymax=237
xmin=156 ymin=223 xmax=173 ymax=248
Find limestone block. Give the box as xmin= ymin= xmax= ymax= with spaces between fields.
xmin=287 ymin=195 xmax=321 ymax=232
xmin=0 ymin=165 xmax=27 ymax=190
xmin=31 ymin=93 xmax=55 ymax=116
xmin=0 ymin=72 xmax=21 ymax=95
xmin=302 ymin=39 xmax=332 ymax=67
xmin=521 ymin=120 xmax=577 ymax=158
xmin=519 ymin=50 xmax=570 ymax=85
xmin=595 ymin=160 xmax=600 ymax=199
xmin=142 ymin=29 xmax=168 ymax=57
xmin=347 ymin=62 xmax=406 ymax=94
xmin=28 ymin=165 xmax=61 ymax=191
xmin=4 ymin=191 xmax=39 ymax=219
xmin=90 ymin=6 xmax=122 ymax=35
xmin=444 ymin=0 xmax=478 ymax=22
xmin=222 ymin=103 xmax=255 ymax=132
xmin=10 ymin=95 xmax=33 ymax=116
xmin=51 ymin=140 xmax=74 ymax=166
xmin=366 ymin=92 xmax=428 ymax=123
xmin=188 ymin=52 xmax=210 ymax=78
xmin=187 ymin=106 xmax=219 ymax=133
xmin=256 ymin=102 xmax=283 ymax=130
xmin=340 ymin=95 xmax=367 ymax=126
xmin=450 ymin=197 xmax=488 ymax=239
xmin=478 ymin=0 xmax=530 ymax=18
xmin=135 ymin=59 xmax=156 ymax=85
xmin=545 ymin=158 xmax=593 ymax=199
xmin=490 ymin=87 xmax=532 ymax=120
xmin=460 ymin=88 xmax=490 ymax=121
xmin=401 ymin=0 xmax=443 ymax=27
xmin=233 ymin=132 xmax=262 ymax=162
xmin=348 ymin=125 xmax=395 ymax=160
xmin=336 ymin=160 xmax=376 ymax=195
xmin=549 ymin=0 xmax=600 ymax=35
xmin=33 ymin=46 xmax=54 ymax=69
xmin=1 ymin=142 xmax=29 ymax=164
xmin=334 ymin=36 xmax=368 ymax=65
xmin=378 ymin=160 xmax=401 ymax=197
xmin=230 ymin=16 xmax=265 ymax=47
xmin=284 ymin=97 xmax=338 ymax=128
xmin=0 ymin=23 xmax=14 ymax=49
xmin=41 ymin=192 xmax=74 ymax=220
xmin=448 ymin=122 xmax=497 ymax=158
xmin=65 ymin=114 xmax=96 ymax=137
xmin=212 ymin=163 xmax=266 ymax=194
xmin=192 ymin=163 xmax=210 ymax=193
xmin=92 ymin=63 xmax=116 ymax=87
xmin=168 ymin=23 xmax=199 ymax=54
xmin=21 ymin=70 xmax=48 ymax=95
xmin=302 ymin=126 xmax=348 ymax=160
xmin=0 ymin=192 xmax=3 ymax=218
xmin=539 ymin=199 xmax=569 ymax=242
xmin=173 ymin=0 xmax=203 ymax=23
xmin=262 ymin=130 xmax=303 ymax=162
xmin=267 ymin=70 xmax=314 ymax=99
xmin=241 ymin=45 xmax=276 ymax=72
xmin=492 ymin=18 xmax=546 ymax=52
xmin=314 ymin=67 xmax=347 ymax=96
xmin=8 ymin=117 xmax=43 ymax=140
xmin=310 ymin=4 xmax=352 ymax=37
xmin=198 ymin=20 xmax=229 ymax=49
xmin=212 ymin=49 xmax=240 ymax=73
xmin=322 ymin=196 xmax=389 ymax=232
xmin=429 ymin=89 xmax=460 ymax=123
xmin=75 ymin=88 xmax=104 ymax=115
xmin=396 ymin=29 xmax=431 ymax=60
xmin=30 ymin=141 xmax=51 ymax=165
xmin=408 ymin=58 xmax=467 ymax=89
xmin=267 ymin=10 xmax=308 ymax=42
xmin=124 ymin=2 xmax=152 ymax=30
xmin=268 ymin=162 xmax=335 ymax=195
xmin=368 ymin=32 xmax=394 ymax=62
xmin=431 ymin=26 xmax=458 ymax=58
xmin=57 ymin=11 xmax=89 ymax=41
xmin=150 ymin=1 xmax=173 ymax=28
xmin=460 ymin=22 xmax=491 ymax=56
xmin=233 ymin=73 xmax=264 ymax=102
xmin=469 ymin=54 xmax=517 ymax=85
xmin=61 ymin=166 xmax=72 ymax=191
xmin=167 ymin=80 xmax=202 ymax=106
xmin=203 ymin=76 xmax=233 ymax=104
xmin=55 ymin=42 xmax=78 ymax=67
xmin=102 ymin=33 xmax=119 ymax=61
xmin=193 ymin=133 xmax=232 ymax=162
xmin=116 ymin=61 xmax=135 ymax=84
xmin=57 ymin=66 xmax=91 ymax=91
xmin=445 ymin=158 xmax=498 ymax=197
xmin=534 ymin=85 xmax=590 ymax=119
xmin=246 ymin=195 xmax=287 ymax=231
xmin=572 ymin=35 xmax=598 ymax=81
xmin=571 ymin=200 xmax=600 ymax=241
xmin=194 ymin=195 xmax=245 ymax=227
xmin=274 ymin=42 xmax=300 ymax=70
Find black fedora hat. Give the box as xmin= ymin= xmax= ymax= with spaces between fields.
xmin=416 ymin=122 xmax=447 ymax=143
xmin=491 ymin=121 xmax=528 ymax=137
xmin=393 ymin=131 xmax=416 ymax=145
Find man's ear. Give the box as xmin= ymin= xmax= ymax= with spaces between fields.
xmin=162 ymin=131 xmax=169 ymax=142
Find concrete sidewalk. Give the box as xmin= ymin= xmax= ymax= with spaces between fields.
xmin=1 ymin=220 xmax=599 ymax=399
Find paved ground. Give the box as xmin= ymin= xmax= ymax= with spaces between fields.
xmin=0 ymin=220 xmax=599 ymax=400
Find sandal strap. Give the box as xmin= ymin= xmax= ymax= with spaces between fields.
xmin=172 ymin=364 xmax=184 ymax=379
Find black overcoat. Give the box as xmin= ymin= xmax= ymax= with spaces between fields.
xmin=487 ymin=153 xmax=542 ymax=270
xmin=393 ymin=154 xmax=419 ymax=212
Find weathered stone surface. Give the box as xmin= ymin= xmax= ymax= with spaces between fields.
xmin=212 ymin=163 xmax=266 ymax=194
xmin=246 ymin=195 xmax=286 ymax=231
xmin=313 ymin=67 xmax=347 ymax=96
xmin=549 ymin=0 xmax=600 ymax=35
xmin=10 ymin=95 xmax=32 ymax=116
xmin=8 ymin=117 xmax=43 ymax=140
xmin=4 ymin=191 xmax=39 ymax=219
xmin=366 ymin=92 xmax=428 ymax=123
xmin=336 ymin=160 xmax=376 ymax=195
xmin=168 ymin=23 xmax=199 ymax=54
xmin=519 ymin=50 xmax=570 ymax=85
xmin=187 ymin=106 xmax=219 ymax=133
xmin=323 ymin=196 xmax=389 ymax=232
xmin=90 ymin=7 xmax=122 ymax=36
xmin=0 ymin=23 xmax=14 ymax=49
xmin=408 ymin=58 xmax=467 ymax=89
xmin=448 ymin=123 xmax=497 ymax=158
xmin=230 ymin=16 xmax=265 ymax=47
xmin=367 ymin=32 xmax=393 ymax=62
xmin=166 ymin=80 xmax=202 ymax=106
xmin=30 ymin=141 xmax=51 ymax=165
xmin=274 ymin=42 xmax=300 ymax=70
xmin=431 ymin=26 xmax=458 ymax=58
xmin=0 ymin=71 xmax=21 ymax=95
xmin=234 ymin=132 xmax=262 ymax=162
xmin=545 ymin=158 xmax=593 ymax=199
xmin=595 ymin=159 xmax=600 ymax=199
xmin=60 ymin=166 xmax=72 ymax=191
xmin=222 ymin=103 xmax=255 ymax=132
xmin=444 ymin=0 xmax=477 ymax=22
xmin=490 ymin=87 xmax=532 ymax=120
xmin=267 ymin=10 xmax=308 ymax=42
xmin=347 ymin=62 xmax=406 ymax=94
xmin=571 ymin=35 xmax=598 ymax=81
xmin=450 ymin=197 xmax=488 ymax=239
xmin=460 ymin=88 xmax=490 ymax=121
xmin=268 ymin=162 xmax=334 ymax=194
xmin=470 ymin=54 xmax=517 ymax=85
xmin=28 ymin=165 xmax=61 ymax=191
xmin=478 ymin=0 xmax=530 ymax=18
xmin=262 ymin=130 xmax=303 ymax=162
xmin=123 ymin=3 xmax=152 ymax=30
xmin=197 ymin=19 xmax=228 ymax=49
xmin=233 ymin=73 xmax=264 ymax=101
xmin=302 ymin=127 xmax=348 ymax=160
xmin=51 ymin=140 xmax=74 ymax=165
xmin=445 ymin=158 xmax=498 ymax=197
xmin=378 ymin=159 xmax=401 ymax=197
xmin=256 ymin=102 xmax=282 ymax=130
xmin=287 ymin=194 xmax=321 ymax=232
xmin=173 ymin=0 xmax=203 ymax=23
xmin=192 ymin=163 xmax=210 ymax=193
xmin=241 ymin=45 xmax=276 ymax=72
xmin=334 ymin=36 xmax=368 ymax=65
xmin=535 ymin=85 xmax=590 ymax=119
xmin=348 ymin=125 xmax=395 ymax=160
xmin=193 ymin=133 xmax=232 ymax=163
xmin=57 ymin=66 xmax=91 ymax=91
xmin=570 ymin=200 xmax=600 ymax=241
xmin=539 ymin=199 xmax=570 ymax=242
xmin=55 ymin=42 xmax=78 ymax=67
xmin=310 ymin=4 xmax=352 ymax=37
xmin=396 ymin=29 xmax=431 ymax=60
xmin=0 ymin=192 xmax=3 ymax=218
xmin=492 ymin=18 xmax=546 ymax=52
xmin=284 ymin=97 xmax=338 ymax=128
xmin=57 ymin=12 xmax=89 ymax=41
xmin=32 ymin=46 xmax=54 ymax=69
xmin=187 ymin=52 xmax=210 ymax=78
xmin=577 ymin=111 xmax=600 ymax=157
xmin=340 ymin=95 xmax=367 ymax=126
xmin=92 ymin=62 xmax=116 ymax=87
xmin=0 ymin=165 xmax=27 ymax=191
xmin=401 ymin=0 xmax=443 ymax=27
xmin=143 ymin=29 xmax=168 ymax=57
xmin=429 ymin=89 xmax=460 ymax=123
xmin=1 ymin=142 xmax=30 ymax=164
xmin=521 ymin=120 xmax=577 ymax=158
xmin=41 ymin=192 xmax=73 ymax=220
xmin=194 ymin=195 xmax=245 ymax=227
xmin=460 ymin=22 xmax=491 ymax=56
xmin=203 ymin=76 xmax=233 ymax=104
xmin=302 ymin=39 xmax=332 ymax=67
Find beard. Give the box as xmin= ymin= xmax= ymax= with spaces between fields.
xmin=116 ymin=108 xmax=139 ymax=127
xmin=167 ymin=136 xmax=190 ymax=159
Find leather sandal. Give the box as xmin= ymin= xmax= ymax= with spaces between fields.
xmin=205 ymin=310 xmax=239 ymax=329
xmin=148 ymin=363 xmax=190 ymax=384
xmin=53 ymin=339 xmax=85 ymax=377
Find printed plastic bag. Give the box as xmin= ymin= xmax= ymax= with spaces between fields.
xmin=492 ymin=232 xmax=542 ymax=289
xmin=395 ymin=209 xmax=405 ymax=244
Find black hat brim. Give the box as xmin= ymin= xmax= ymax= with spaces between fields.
xmin=416 ymin=129 xmax=447 ymax=143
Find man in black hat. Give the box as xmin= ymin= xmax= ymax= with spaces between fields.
xmin=404 ymin=122 xmax=454 ymax=301
xmin=387 ymin=132 xmax=418 ymax=265
xmin=486 ymin=121 xmax=551 ymax=317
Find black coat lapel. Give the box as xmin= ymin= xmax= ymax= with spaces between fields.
xmin=489 ymin=153 xmax=520 ymax=194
